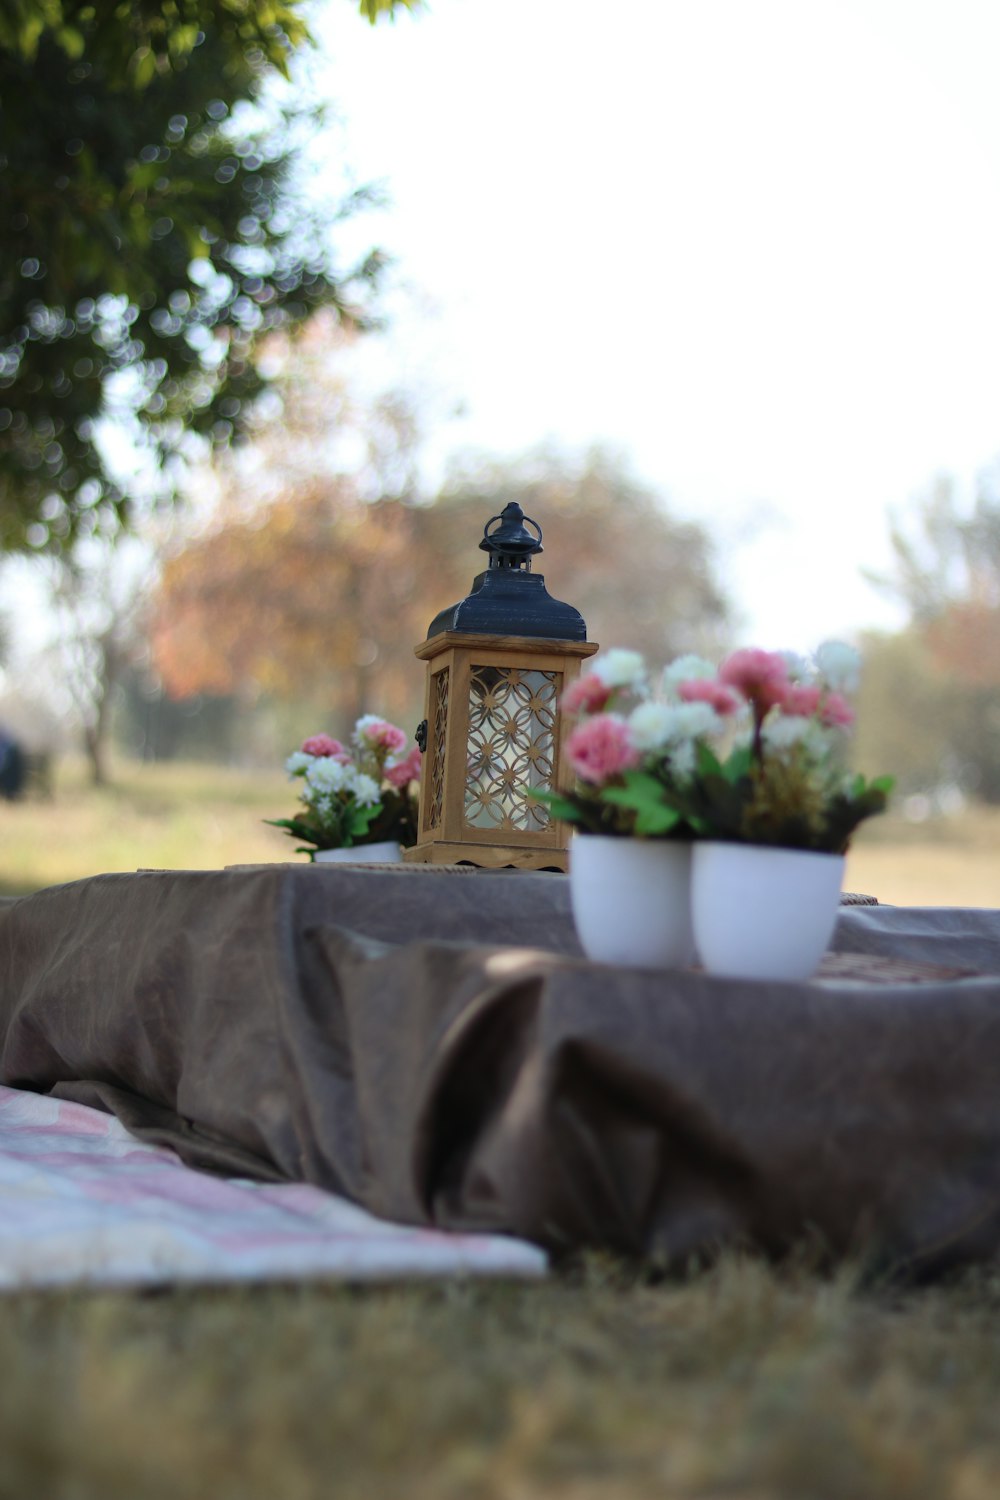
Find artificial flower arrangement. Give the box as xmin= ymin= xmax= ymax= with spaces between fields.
xmin=535 ymin=642 xmax=893 ymax=853
xmin=266 ymin=715 xmax=422 ymax=859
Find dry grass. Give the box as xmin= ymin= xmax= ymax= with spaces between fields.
xmin=4 ymin=754 xmax=1000 ymax=906
xmin=0 ymin=756 xmax=293 ymax=896
xmin=3 ymin=1256 xmax=1000 ymax=1500
xmin=3 ymin=761 xmax=1000 ymax=1498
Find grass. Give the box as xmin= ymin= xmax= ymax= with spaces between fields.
xmin=0 ymin=756 xmax=293 ymax=897
xmin=3 ymin=1256 xmax=1000 ymax=1499
xmin=3 ymin=753 xmax=1000 ymax=906
xmin=3 ymin=759 xmax=1000 ymax=1497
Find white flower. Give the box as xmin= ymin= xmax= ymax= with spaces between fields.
xmin=815 ymin=640 xmax=861 ymax=695
xmin=628 ymin=702 xmax=682 ymax=751
xmin=779 ymin=651 xmax=812 ymax=684
xmin=661 ymin=655 xmax=717 ymax=695
xmin=762 ymin=714 xmax=813 ymax=751
xmin=669 ymin=739 xmax=696 ymax=778
xmin=352 ymin=714 xmax=384 ymax=747
xmin=628 ymin=699 xmax=721 ymax=751
xmin=591 ymin=648 xmax=647 ymax=690
xmin=306 ymin=758 xmax=349 ymax=796
xmin=672 ymin=702 xmax=722 ymax=740
xmin=285 ymin=751 xmax=313 ymax=777
xmin=351 ymin=771 xmax=381 ymax=808
xmin=763 ymin=715 xmax=838 ymax=760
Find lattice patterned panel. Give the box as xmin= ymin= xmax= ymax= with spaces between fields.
xmin=464 ymin=667 xmax=561 ymax=832
xmin=427 ymin=667 xmax=449 ymax=830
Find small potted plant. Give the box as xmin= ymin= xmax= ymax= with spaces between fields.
xmin=675 ymin=643 xmax=893 ymax=979
xmin=266 ymin=716 xmax=422 ymax=863
xmin=539 ymin=642 xmax=892 ymax=977
xmin=534 ymin=647 xmax=721 ymax=968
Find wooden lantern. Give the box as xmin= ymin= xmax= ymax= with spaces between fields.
xmin=404 ymin=503 xmax=598 ymax=871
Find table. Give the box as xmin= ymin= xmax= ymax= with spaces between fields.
xmin=3 ymin=865 xmax=1000 ymax=1278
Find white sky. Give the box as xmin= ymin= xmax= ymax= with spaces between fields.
xmin=314 ymin=0 xmax=1000 ymax=652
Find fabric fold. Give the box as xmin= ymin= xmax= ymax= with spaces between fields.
xmin=3 ymin=867 xmax=1000 ymax=1275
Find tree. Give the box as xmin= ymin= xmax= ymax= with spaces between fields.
xmin=859 ymin=466 xmax=1000 ymax=801
xmin=41 ymin=537 xmax=156 ymax=786
xmin=148 ymin=339 xmax=731 ymax=748
xmin=427 ymin=447 xmax=731 ymax=665
xmin=150 ymin=321 xmax=444 ymax=734
xmin=0 ymin=0 xmax=415 ymax=552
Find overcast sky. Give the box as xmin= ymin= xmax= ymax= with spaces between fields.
xmin=313 ymin=0 xmax=1000 ymax=651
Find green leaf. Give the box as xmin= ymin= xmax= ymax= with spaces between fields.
xmin=530 ymin=791 xmax=587 ymax=823
xmin=720 ymin=744 xmax=753 ymax=783
xmin=346 ymin=803 xmax=380 ymax=839
xmin=54 ymin=25 xmax=85 ymax=58
xmin=632 ymin=804 xmax=682 ymax=836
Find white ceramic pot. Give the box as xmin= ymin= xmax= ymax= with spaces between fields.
xmin=691 ymin=842 xmax=845 ymax=981
xmin=569 ymin=834 xmax=695 ymax=969
xmin=313 ymin=841 xmax=402 ymax=864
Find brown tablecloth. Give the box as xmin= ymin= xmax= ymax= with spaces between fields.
xmin=2 ymin=865 xmax=1000 ymax=1277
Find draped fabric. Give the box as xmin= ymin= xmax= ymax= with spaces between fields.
xmin=3 ymin=865 xmax=1000 ymax=1276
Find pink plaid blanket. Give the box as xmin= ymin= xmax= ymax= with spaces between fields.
xmin=0 ymin=1085 xmax=547 ymax=1290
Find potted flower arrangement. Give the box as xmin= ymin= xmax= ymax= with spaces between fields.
xmin=266 ymin=716 xmax=422 ymax=863
xmin=533 ymin=647 xmax=710 ymax=968
xmin=539 ymin=642 xmax=892 ymax=978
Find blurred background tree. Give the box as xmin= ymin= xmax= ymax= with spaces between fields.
xmin=0 ymin=0 xmax=415 ymax=553
xmin=427 ymin=446 xmax=731 ymax=666
xmin=147 ymin=324 xmax=730 ymax=756
xmin=856 ymin=465 xmax=1000 ymax=803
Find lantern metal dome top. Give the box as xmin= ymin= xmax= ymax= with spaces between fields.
xmin=479 ymin=503 xmax=543 ymax=569
xmin=425 ymin=502 xmax=587 ymax=642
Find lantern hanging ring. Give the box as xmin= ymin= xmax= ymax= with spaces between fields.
xmin=479 ymin=502 xmax=543 ymax=570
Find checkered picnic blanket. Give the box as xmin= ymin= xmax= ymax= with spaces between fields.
xmin=0 ymin=1085 xmax=547 ymax=1290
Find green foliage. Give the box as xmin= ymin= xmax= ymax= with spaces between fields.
xmin=667 ymin=746 xmax=893 ymax=854
xmin=601 ymin=769 xmax=685 ymax=836
xmin=264 ymin=783 xmax=416 ymax=853
xmin=357 ymin=0 xmax=422 ymax=21
xmin=264 ymin=797 xmax=379 ymax=853
xmin=533 ymin=769 xmax=689 ymax=838
xmin=0 ymin=1 xmax=391 ymax=550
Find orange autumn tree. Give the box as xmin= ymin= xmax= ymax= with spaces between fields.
xmin=151 ymin=318 xmax=469 ymax=732
xmin=151 ymin=323 xmax=732 ymax=746
xmin=857 ymin=468 xmax=1000 ymax=800
xmin=153 ymin=478 xmax=437 ymax=727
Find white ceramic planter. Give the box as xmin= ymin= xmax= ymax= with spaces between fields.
xmin=569 ymin=834 xmax=695 ymax=969
xmin=313 ymin=841 xmax=402 ymax=864
xmin=691 ymin=842 xmax=845 ymax=981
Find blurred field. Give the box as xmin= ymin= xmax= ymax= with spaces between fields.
xmin=1 ymin=756 xmax=998 ymax=906
xmin=0 ymin=757 xmax=294 ymax=897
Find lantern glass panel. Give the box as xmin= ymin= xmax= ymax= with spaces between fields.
xmin=427 ymin=667 xmax=449 ymax=830
xmin=464 ymin=666 xmax=560 ymax=832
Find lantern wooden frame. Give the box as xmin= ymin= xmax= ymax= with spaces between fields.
xmin=404 ymin=630 xmax=598 ymax=871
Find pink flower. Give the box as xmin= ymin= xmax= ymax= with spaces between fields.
xmin=781 ymin=685 xmax=822 ymax=718
xmin=777 ymin=686 xmax=854 ymax=727
xmin=561 ymin=673 xmax=613 ymax=716
xmin=384 ymin=745 xmax=423 ymax=788
xmin=719 ymin=649 xmax=790 ymax=711
xmin=819 ymin=692 xmax=855 ymax=728
xmin=301 ymin=734 xmax=349 ymax=760
xmin=566 ymin=715 xmax=640 ymax=785
xmin=676 ymin=678 xmax=741 ymax=714
xmin=355 ymin=717 xmax=408 ymax=756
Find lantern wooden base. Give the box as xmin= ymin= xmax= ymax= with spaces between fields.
xmin=403 ymin=840 xmax=568 ymax=873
